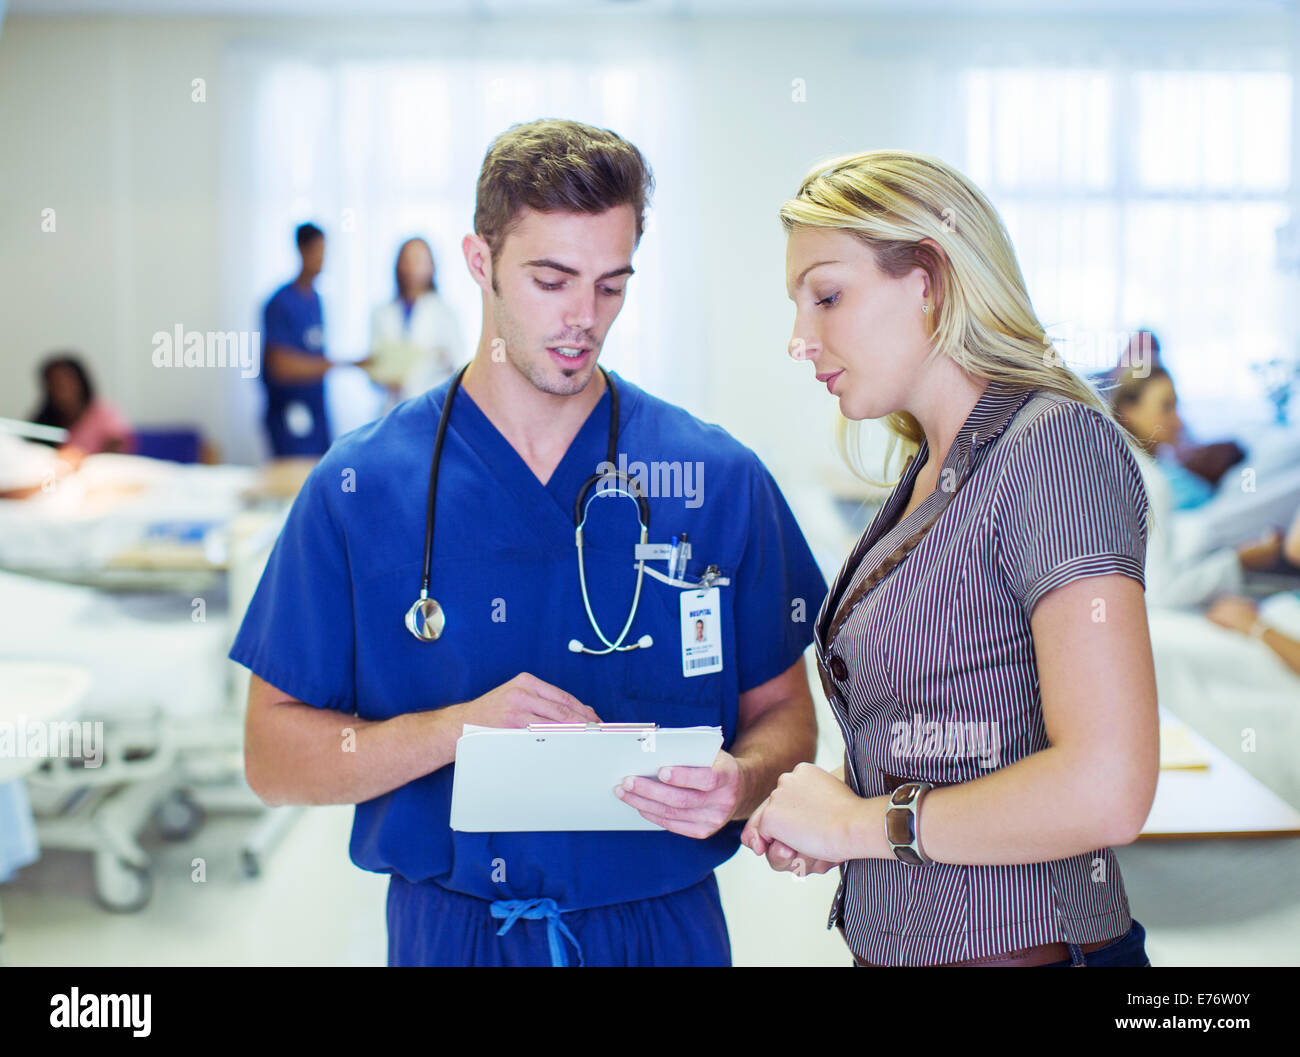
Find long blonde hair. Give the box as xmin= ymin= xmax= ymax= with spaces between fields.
xmin=778 ymin=149 xmax=1124 ymax=485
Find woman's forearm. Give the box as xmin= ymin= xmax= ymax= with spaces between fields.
xmin=849 ymin=744 xmax=1150 ymax=866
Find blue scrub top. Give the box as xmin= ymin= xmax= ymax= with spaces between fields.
xmin=230 ymin=371 xmax=828 ymax=910
xmin=262 ymin=281 xmax=331 ymax=456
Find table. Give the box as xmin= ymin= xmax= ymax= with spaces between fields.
xmin=1141 ymin=710 xmax=1300 ymax=839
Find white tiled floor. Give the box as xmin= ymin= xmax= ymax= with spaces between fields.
xmin=0 ymin=805 xmax=388 ymax=968
xmin=4 ymin=798 xmax=1298 ymax=966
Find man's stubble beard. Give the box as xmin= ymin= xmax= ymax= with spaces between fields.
xmin=492 ymin=290 xmax=599 ymax=398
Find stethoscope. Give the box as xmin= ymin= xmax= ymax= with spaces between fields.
xmin=405 ymin=363 xmax=654 ymax=655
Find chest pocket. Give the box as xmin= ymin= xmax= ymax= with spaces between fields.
xmin=617 ymin=570 xmax=729 ymax=725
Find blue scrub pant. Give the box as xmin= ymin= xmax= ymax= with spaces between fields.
xmin=386 ymin=872 xmax=732 ymax=967
xmin=263 ymin=399 xmax=331 ymax=457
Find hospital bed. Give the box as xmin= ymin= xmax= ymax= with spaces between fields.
xmin=0 ymin=663 xmax=90 ymax=962
xmin=1148 ymin=592 xmax=1300 ymax=814
xmin=0 ymin=452 xmax=298 ymax=911
xmin=1177 ymin=463 xmax=1300 ymax=557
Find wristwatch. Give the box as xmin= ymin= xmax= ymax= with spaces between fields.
xmin=885 ymin=781 xmax=934 ymax=865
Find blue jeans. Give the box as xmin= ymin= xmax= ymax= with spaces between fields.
xmin=1040 ymin=918 xmax=1151 ymax=967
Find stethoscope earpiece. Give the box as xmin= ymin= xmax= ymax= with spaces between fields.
xmin=566 ymin=632 xmax=654 ymax=656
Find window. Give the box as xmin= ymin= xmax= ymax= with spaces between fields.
xmin=964 ymin=67 xmax=1292 ymax=434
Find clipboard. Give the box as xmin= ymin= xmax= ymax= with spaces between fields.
xmin=449 ymin=722 xmax=724 ymax=832
xmin=366 ymin=338 xmax=428 ymax=386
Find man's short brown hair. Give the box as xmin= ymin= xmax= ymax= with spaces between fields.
xmin=474 ymin=118 xmax=655 ymax=275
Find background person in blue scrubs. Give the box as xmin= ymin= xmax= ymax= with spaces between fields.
xmin=260 ymin=222 xmax=343 ymax=457
xmin=231 ymin=119 xmax=829 ymax=967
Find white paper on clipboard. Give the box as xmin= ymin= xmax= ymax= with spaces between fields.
xmin=449 ymin=723 xmax=724 ymax=832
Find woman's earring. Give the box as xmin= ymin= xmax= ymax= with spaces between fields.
xmin=921 ymin=303 xmax=930 ymax=313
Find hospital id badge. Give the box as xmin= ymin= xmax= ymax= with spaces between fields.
xmin=680 ymin=588 xmax=722 ymax=677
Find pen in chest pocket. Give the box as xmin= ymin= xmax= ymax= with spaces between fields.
xmin=668 ymin=532 xmax=689 ymax=580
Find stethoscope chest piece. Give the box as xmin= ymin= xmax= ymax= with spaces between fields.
xmin=405 ymin=596 xmax=445 ymax=641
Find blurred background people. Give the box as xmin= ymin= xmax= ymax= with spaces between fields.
xmin=1116 ymin=330 xmax=1246 ymax=496
xmin=1108 ymin=358 xmax=1285 ymax=608
xmin=260 ymin=222 xmax=343 ymax=457
xmin=29 ymin=353 xmax=133 ymax=458
xmin=365 ymin=236 xmax=464 ymax=403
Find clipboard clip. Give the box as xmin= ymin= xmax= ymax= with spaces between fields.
xmin=526 ymin=722 xmax=659 ymax=732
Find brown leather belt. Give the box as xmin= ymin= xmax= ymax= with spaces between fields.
xmin=849 ymin=935 xmax=1117 ymax=967
xmin=880 ymin=771 xmax=951 ymax=794
xmin=848 ymin=772 xmax=1121 ymax=966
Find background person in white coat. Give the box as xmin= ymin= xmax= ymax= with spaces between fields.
xmin=366 ymin=237 xmax=464 ymax=402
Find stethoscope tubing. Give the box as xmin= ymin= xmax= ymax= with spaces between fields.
xmin=411 ymin=362 xmax=651 ymax=652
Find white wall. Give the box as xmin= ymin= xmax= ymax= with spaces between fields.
xmin=1 ymin=10 xmax=1294 ymax=486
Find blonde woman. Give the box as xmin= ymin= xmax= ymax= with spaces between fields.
xmin=741 ymin=150 xmax=1159 ymax=967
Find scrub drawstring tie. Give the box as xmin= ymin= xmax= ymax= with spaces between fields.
xmin=490 ymin=898 xmax=585 ymax=967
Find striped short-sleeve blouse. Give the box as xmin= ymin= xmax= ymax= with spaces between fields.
xmin=814 ymin=379 xmax=1149 ymax=966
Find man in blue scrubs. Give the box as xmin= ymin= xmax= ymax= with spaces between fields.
xmin=260 ymin=222 xmax=336 ymax=457
xmin=231 ymin=120 xmax=828 ymax=966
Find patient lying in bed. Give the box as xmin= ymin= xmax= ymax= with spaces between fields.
xmin=0 ymin=434 xmax=79 ymax=499
xmin=1200 ymin=507 xmax=1300 ymax=678
xmin=1147 ymin=506 xmax=1300 ymax=810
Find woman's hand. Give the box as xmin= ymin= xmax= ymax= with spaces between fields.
xmin=751 ymin=830 xmax=840 ymax=876
xmin=740 ymin=762 xmax=869 ymax=866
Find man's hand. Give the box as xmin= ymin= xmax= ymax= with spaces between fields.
xmin=450 ymin=672 xmax=600 ymax=729
xmin=614 ymin=749 xmax=744 ymax=839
